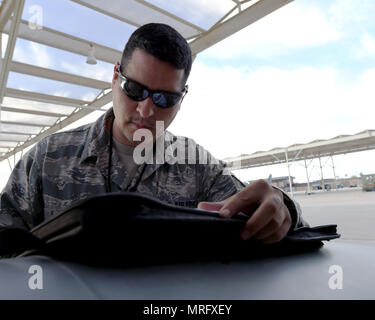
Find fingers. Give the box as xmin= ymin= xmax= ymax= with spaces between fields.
xmin=239 ymin=194 xmax=285 ymax=240
xmin=219 ymin=180 xmax=270 ymax=218
xmin=248 ymin=215 xmax=284 ymax=240
xmin=259 ymin=218 xmax=291 ymax=244
xmin=198 ymin=180 xmax=292 ymax=244
xmin=197 ymin=201 xmax=224 ymax=211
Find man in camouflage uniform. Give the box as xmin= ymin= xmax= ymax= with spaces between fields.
xmin=0 ymin=23 xmax=307 ymax=243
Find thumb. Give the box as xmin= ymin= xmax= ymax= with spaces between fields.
xmin=197 ymin=201 xmax=224 ymax=211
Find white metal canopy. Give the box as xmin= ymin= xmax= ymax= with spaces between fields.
xmin=224 ymin=129 xmax=375 ymax=196
xmin=0 ymin=0 xmax=293 ymax=163
xmin=224 ymin=130 xmax=375 ymax=170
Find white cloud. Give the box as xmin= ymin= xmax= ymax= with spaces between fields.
xmin=53 ymin=90 xmax=72 ymax=98
xmin=200 ymin=2 xmax=342 ymax=60
xmin=13 ymin=46 xmax=28 ymax=64
xmin=30 ymin=42 xmax=54 ymax=68
xmin=328 ymin=0 xmax=375 ymax=30
xmin=60 ymin=61 xmax=112 ymax=82
xmin=13 ymin=41 xmax=54 ymax=69
xmin=81 ymin=92 xmax=98 ymax=101
xmin=169 ymin=61 xmax=375 ymax=161
xmin=355 ymin=33 xmax=375 ymax=58
xmin=12 ymin=41 xmax=112 ymax=83
xmin=150 ymin=0 xmax=233 ymax=29
xmin=180 ymin=0 xmax=233 ymax=23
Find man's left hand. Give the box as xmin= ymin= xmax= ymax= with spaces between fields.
xmin=197 ymin=179 xmax=292 ymax=244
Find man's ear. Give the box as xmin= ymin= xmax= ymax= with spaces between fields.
xmin=112 ymin=62 xmax=120 ymax=87
xmin=181 ymin=84 xmax=188 ymax=103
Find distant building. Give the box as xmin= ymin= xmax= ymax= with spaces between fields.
xmin=246 ymin=175 xmax=364 ymax=193
xmin=246 ymin=176 xmax=295 ymax=191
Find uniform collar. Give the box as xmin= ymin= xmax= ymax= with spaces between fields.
xmin=79 ymin=108 xmax=113 ymax=173
xmin=79 ymin=107 xmax=184 ymax=185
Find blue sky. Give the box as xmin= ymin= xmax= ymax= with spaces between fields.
xmin=198 ymin=0 xmax=375 ymax=76
xmin=22 ymin=0 xmax=136 ymax=50
xmin=1 ymin=0 xmax=375 ymax=186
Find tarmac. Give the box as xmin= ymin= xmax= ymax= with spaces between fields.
xmin=293 ymin=188 xmax=375 ymax=246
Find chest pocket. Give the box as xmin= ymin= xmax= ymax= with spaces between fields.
xmin=148 ymin=164 xmax=200 ymax=207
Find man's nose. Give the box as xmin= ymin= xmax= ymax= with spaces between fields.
xmin=136 ymin=97 xmax=155 ymax=118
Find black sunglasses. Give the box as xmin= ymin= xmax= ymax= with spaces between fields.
xmin=116 ymin=66 xmax=188 ymax=108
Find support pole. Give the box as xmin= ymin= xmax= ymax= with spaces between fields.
xmin=304 ymin=158 xmax=311 ymax=194
xmin=331 ymin=155 xmax=337 ymax=189
xmin=0 ymin=0 xmax=25 ymax=104
xmin=0 ymin=32 xmax=2 ymax=130
xmin=0 ymin=31 xmax=2 ymax=73
xmin=7 ymin=156 xmax=12 ymax=171
xmin=285 ymin=148 xmax=293 ymax=197
xmin=318 ymin=156 xmax=325 ymax=191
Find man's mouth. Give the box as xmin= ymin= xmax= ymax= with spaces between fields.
xmin=131 ymin=122 xmax=153 ymax=130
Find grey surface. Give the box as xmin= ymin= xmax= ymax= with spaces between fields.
xmin=0 ymin=242 xmax=374 ymax=300
xmin=295 ymin=189 xmax=375 ymax=245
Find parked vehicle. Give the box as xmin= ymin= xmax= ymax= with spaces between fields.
xmin=361 ymin=174 xmax=375 ymax=191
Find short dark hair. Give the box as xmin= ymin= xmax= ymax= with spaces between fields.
xmin=121 ymin=23 xmax=192 ymax=87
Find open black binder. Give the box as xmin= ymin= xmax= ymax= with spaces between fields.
xmin=1 ymin=192 xmax=340 ymax=265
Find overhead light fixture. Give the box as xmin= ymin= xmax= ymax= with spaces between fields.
xmin=86 ymin=44 xmax=97 ymax=65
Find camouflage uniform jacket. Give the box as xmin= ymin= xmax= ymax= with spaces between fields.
xmin=0 ymin=108 xmax=305 ymax=231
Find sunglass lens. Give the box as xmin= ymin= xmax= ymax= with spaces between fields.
xmin=152 ymin=93 xmax=168 ymax=108
xmin=125 ymin=80 xmax=146 ymax=100
xmin=141 ymin=89 xmax=149 ymax=100
xmin=165 ymin=94 xmax=181 ymax=107
xmin=156 ymin=93 xmax=182 ymax=108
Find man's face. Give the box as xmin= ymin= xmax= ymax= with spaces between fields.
xmin=111 ymin=48 xmax=186 ymax=146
